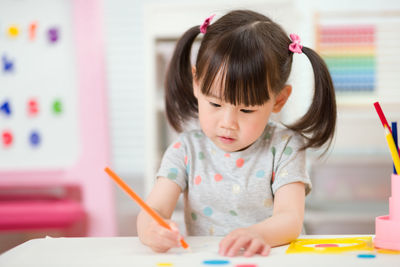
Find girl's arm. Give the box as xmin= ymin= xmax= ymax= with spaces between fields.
xmin=137 ymin=177 xmax=182 ymax=252
xmin=251 ymin=181 xmax=305 ymax=244
xmin=219 ymin=181 xmax=306 ymax=257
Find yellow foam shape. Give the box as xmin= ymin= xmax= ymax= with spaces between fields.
xmin=286 ymin=236 xmax=374 ymax=254
xmin=156 ymin=263 xmax=173 ymax=266
xmin=377 ymin=248 xmax=400 ymax=254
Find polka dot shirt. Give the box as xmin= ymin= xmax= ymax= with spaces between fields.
xmin=156 ymin=121 xmax=311 ymax=236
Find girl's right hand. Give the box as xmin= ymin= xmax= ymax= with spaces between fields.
xmin=140 ymin=219 xmax=182 ymax=253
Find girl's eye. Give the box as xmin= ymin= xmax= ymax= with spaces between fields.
xmin=240 ymin=109 xmax=255 ymax=113
xmin=209 ymin=102 xmax=221 ymax=107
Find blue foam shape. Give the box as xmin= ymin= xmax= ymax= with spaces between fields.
xmin=357 ymin=254 xmax=376 ymax=258
xmin=202 ymin=259 xmax=230 ymax=265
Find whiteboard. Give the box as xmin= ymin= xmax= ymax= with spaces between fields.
xmin=0 ymin=0 xmax=80 ymax=170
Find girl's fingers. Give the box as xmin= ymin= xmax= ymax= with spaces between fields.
xmin=169 ymin=221 xmax=180 ymax=232
xmin=243 ymin=239 xmax=264 ymax=257
xmin=219 ymin=230 xmax=271 ymax=257
xmin=151 ymin=244 xmax=169 ymax=253
xmin=148 ymin=221 xmax=181 ymax=250
xmin=218 ymin=234 xmax=236 ymax=256
xmin=260 ymin=245 xmax=271 ymax=256
xmin=226 ymin=237 xmax=250 ymax=257
xmin=158 ymin=226 xmax=181 ymax=247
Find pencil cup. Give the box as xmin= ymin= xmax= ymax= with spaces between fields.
xmin=374 ymin=174 xmax=400 ymax=250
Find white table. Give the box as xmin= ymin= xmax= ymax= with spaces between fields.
xmin=0 ymin=235 xmax=399 ymax=266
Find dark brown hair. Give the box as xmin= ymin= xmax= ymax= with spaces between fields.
xmin=165 ymin=10 xmax=336 ymax=152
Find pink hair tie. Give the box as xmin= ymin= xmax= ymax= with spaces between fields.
xmin=289 ymin=33 xmax=303 ymax=54
xmin=200 ymin=14 xmax=215 ymax=34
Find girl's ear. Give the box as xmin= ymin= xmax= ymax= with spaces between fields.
xmin=192 ymin=66 xmax=199 ymax=98
xmin=272 ymin=85 xmax=292 ymax=113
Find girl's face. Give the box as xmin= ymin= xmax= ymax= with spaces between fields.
xmin=193 ymin=70 xmax=291 ymax=152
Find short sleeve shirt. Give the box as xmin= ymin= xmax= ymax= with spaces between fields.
xmin=156 ymin=121 xmax=311 ymax=236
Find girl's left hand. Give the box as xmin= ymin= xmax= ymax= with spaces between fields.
xmin=218 ymin=228 xmax=270 ymax=257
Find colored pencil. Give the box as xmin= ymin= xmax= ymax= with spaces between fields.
xmin=374 ymin=102 xmax=392 ymax=133
xmin=104 ymin=167 xmax=189 ymax=249
xmin=384 ymin=126 xmax=400 ymax=175
xmin=392 ymin=122 xmax=398 ymax=174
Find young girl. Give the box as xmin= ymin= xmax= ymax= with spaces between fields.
xmin=137 ymin=10 xmax=336 ymax=257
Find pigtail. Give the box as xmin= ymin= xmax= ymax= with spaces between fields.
xmin=288 ymin=46 xmax=337 ymax=153
xmin=165 ymin=26 xmax=201 ymax=132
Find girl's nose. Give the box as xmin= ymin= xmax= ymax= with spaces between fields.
xmin=221 ymin=108 xmax=239 ymax=130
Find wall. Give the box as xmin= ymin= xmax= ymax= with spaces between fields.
xmin=104 ymin=0 xmax=400 ymax=236
xmin=1 ymin=0 xmax=399 ymax=245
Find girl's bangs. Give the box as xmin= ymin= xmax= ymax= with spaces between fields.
xmin=199 ymin=30 xmax=271 ymax=107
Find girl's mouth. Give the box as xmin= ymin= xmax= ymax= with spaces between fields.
xmin=218 ymin=136 xmax=235 ymax=144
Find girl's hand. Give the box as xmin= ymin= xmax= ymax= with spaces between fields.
xmin=140 ymin=219 xmax=182 ymax=253
xmin=218 ymin=228 xmax=270 ymax=257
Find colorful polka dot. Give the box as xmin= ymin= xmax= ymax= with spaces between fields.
xmin=284 ymin=146 xmax=293 ymax=155
xmin=229 ymin=210 xmax=238 ymax=216
xmin=191 ymin=212 xmax=197 ymax=221
xmin=209 ymin=226 xmax=215 ymax=235
xmin=211 ymin=149 xmax=216 ymax=155
xmin=184 ymin=155 xmax=188 ymax=165
xmin=194 ymin=175 xmax=202 ymax=185
xmin=173 ymin=142 xmax=181 ymax=149
xmin=236 ymin=158 xmax=244 ymax=168
xmin=167 ymin=168 xmax=178 ymax=179
xmin=280 ymin=169 xmax=289 ymax=177
xmin=281 ymin=134 xmax=290 ymax=141
xmin=198 ymin=152 xmax=205 ymax=160
xmin=214 ymin=174 xmax=223 ymax=182
xmin=224 ymin=153 xmax=230 ymax=157
xmin=271 ymin=171 xmax=275 ymax=183
xmin=232 ymin=184 xmax=241 ymax=194
xmin=194 ymin=132 xmax=202 ymax=138
xmin=263 ymin=132 xmax=271 ymax=140
xmin=263 ymin=198 xmax=273 ymax=207
xmin=186 ymin=164 xmax=190 ymax=174
xmin=271 ymin=146 xmax=276 ymax=156
xmin=203 ymin=207 xmax=213 ymax=216
xmin=256 ymin=170 xmax=265 ymax=178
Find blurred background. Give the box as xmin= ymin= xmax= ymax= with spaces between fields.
xmin=1 ymin=0 xmax=400 ymax=254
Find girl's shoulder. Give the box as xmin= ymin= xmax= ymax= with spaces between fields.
xmin=267 ymin=120 xmax=306 ymax=146
xmin=170 ymin=129 xmax=207 ymax=148
xmin=176 ymin=128 xmax=205 ymax=141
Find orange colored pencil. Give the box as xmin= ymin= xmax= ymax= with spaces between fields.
xmin=104 ymin=167 xmax=189 ymax=249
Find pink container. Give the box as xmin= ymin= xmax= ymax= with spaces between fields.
xmin=374 ymin=174 xmax=400 ymax=250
